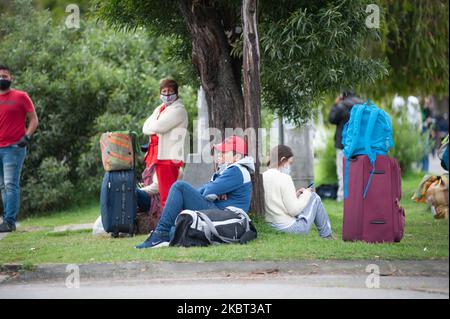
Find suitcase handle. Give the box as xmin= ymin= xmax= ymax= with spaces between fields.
xmin=370 ymin=220 xmax=386 ymax=224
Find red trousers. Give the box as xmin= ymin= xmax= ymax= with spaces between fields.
xmin=155 ymin=164 xmax=180 ymax=209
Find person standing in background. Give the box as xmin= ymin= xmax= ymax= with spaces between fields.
xmin=328 ymin=91 xmax=362 ymax=202
xmin=420 ymin=97 xmax=436 ymax=172
xmin=0 ymin=65 xmax=39 ymax=232
xmin=142 ymin=79 xmax=188 ymax=209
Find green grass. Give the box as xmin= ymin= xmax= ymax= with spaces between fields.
xmin=18 ymin=201 xmax=100 ymax=229
xmin=0 ymin=173 xmax=448 ymax=265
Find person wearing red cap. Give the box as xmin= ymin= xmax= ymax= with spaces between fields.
xmin=136 ymin=135 xmax=255 ymax=249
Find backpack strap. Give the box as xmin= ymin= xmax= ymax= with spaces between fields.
xmin=196 ymin=211 xmax=241 ymax=244
xmin=363 ymin=165 xmax=375 ymax=199
xmin=129 ymin=131 xmax=139 ymax=170
xmin=363 ymin=101 xmax=380 ymax=165
xmin=343 ymin=104 xmax=365 ymax=159
xmin=361 ymin=101 xmax=382 ymax=199
xmin=225 ymin=206 xmax=251 ymax=232
xmin=343 ymin=104 xmax=365 ymax=199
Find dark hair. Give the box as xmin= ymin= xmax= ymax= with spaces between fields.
xmin=342 ymin=90 xmax=355 ymax=99
xmin=0 ymin=65 xmax=11 ymax=73
xmin=267 ymin=145 xmax=294 ymax=166
xmin=160 ymin=78 xmax=178 ymax=94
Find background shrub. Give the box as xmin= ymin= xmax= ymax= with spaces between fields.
xmin=389 ymin=113 xmax=428 ymax=175
xmin=314 ymin=130 xmax=338 ymax=186
xmin=21 ymin=157 xmax=74 ymax=213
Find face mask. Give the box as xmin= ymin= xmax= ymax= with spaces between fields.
xmin=160 ymin=93 xmax=177 ymax=104
xmin=0 ymin=79 xmax=11 ymax=90
xmin=280 ymin=164 xmax=291 ymax=175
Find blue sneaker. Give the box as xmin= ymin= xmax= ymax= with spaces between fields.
xmin=135 ymin=230 xmax=170 ymax=249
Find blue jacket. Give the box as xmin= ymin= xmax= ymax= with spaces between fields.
xmin=197 ymin=157 xmax=255 ymax=212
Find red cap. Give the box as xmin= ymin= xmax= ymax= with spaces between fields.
xmin=213 ymin=136 xmax=247 ymax=155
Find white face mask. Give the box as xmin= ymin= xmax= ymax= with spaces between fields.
xmin=280 ymin=164 xmax=291 ymax=175
xmin=160 ymin=93 xmax=177 ymax=104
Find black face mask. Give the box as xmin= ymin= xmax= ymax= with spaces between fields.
xmin=0 ymin=79 xmax=11 ymax=90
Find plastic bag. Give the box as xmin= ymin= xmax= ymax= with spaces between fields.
xmin=92 ymin=216 xmax=107 ymax=236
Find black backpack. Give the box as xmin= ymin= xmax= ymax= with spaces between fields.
xmin=169 ymin=208 xmax=257 ymax=247
xmin=316 ymin=184 xmax=338 ymax=200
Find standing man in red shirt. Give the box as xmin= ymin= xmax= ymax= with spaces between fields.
xmin=0 ymin=65 xmax=39 ymax=232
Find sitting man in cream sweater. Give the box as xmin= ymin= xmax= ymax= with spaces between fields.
xmin=262 ymin=145 xmax=333 ymax=239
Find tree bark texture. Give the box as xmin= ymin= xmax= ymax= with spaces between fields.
xmin=179 ymin=0 xmax=245 ymax=140
xmin=242 ymin=0 xmax=265 ymax=215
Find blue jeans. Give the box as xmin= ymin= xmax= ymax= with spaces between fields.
xmin=136 ymin=188 xmax=151 ymax=212
xmin=0 ymin=145 xmax=27 ymax=226
xmin=156 ymin=181 xmax=218 ymax=234
xmin=271 ymin=193 xmax=332 ymax=238
xmin=421 ymin=154 xmax=429 ymax=172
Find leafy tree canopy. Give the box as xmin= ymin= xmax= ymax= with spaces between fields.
xmin=97 ymin=0 xmax=388 ymax=123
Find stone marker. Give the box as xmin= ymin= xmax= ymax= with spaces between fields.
xmin=271 ymin=116 xmax=315 ymax=189
xmin=182 ymin=87 xmax=215 ymax=188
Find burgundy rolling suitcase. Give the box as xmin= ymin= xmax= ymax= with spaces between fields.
xmin=342 ymin=155 xmax=405 ymax=243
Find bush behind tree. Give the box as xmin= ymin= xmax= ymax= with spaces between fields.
xmin=0 ymin=1 xmax=197 ymax=216
xmin=389 ymin=113 xmax=428 ymax=176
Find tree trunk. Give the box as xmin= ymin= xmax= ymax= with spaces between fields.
xmin=179 ymin=0 xmax=245 ymax=140
xmin=242 ymin=0 xmax=265 ymax=216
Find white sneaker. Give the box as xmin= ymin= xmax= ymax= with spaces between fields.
xmin=151 ymin=241 xmax=170 ymax=248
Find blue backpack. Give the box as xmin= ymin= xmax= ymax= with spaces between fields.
xmin=342 ymin=100 xmax=394 ymax=199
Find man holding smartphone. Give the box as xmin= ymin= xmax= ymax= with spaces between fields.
xmin=0 ymin=65 xmax=39 ymax=232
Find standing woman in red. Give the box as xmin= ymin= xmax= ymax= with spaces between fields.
xmin=142 ymin=79 xmax=188 ymax=209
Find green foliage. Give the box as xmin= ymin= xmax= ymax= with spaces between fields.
xmin=260 ymin=0 xmax=388 ymax=123
xmin=389 ymin=113 xmax=427 ymax=175
xmin=33 ymin=0 xmax=92 ymax=23
xmin=0 ymin=0 xmax=197 ymax=215
xmin=97 ymin=0 xmax=388 ymax=124
xmin=97 ymin=0 xmax=448 ymax=123
xmin=21 ymin=157 xmax=74 ymax=213
xmin=315 ymin=133 xmax=338 ymax=185
xmin=374 ymin=0 xmax=449 ymax=97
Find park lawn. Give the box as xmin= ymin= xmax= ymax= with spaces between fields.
xmin=17 ymin=201 xmax=100 ymax=229
xmin=0 ymin=173 xmax=448 ymax=266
